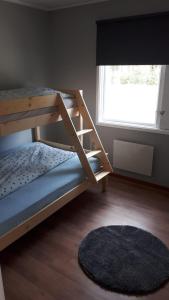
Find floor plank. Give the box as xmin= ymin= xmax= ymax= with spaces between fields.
xmin=1 ymin=177 xmax=169 ymax=300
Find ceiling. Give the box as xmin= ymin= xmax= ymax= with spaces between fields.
xmin=3 ymin=0 xmax=109 ymax=11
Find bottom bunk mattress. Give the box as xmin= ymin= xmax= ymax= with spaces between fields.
xmin=0 ymin=144 xmax=100 ymax=237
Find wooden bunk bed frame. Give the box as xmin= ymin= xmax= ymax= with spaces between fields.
xmin=0 ymin=89 xmax=112 ymax=250
xmin=0 ymin=88 xmax=112 ymax=299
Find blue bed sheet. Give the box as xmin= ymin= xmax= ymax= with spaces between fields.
xmin=0 ymin=142 xmax=76 ymax=199
xmin=0 ymin=154 xmax=100 ymax=237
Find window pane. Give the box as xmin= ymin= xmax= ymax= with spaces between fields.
xmin=101 ymin=65 xmax=161 ymax=126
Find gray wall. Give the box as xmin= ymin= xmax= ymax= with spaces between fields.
xmin=0 ymin=1 xmax=50 ymax=152
xmin=1 ymin=0 xmax=169 ymax=187
xmin=48 ymin=0 xmax=169 ymax=187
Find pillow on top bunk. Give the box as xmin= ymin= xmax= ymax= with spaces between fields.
xmin=0 ymin=142 xmax=76 ymax=200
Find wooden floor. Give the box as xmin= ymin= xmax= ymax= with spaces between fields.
xmin=1 ymin=176 xmax=169 ymax=300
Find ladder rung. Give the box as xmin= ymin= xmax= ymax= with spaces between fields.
xmin=95 ymin=171 xmax=110 ymax=182
xmin=76 ymin=129 xmax=93 ymax=136
xmin=86 ymin=150 xmax=101 ymax=158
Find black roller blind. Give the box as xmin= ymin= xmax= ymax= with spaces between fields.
xmin=96 ymin=12 xmax=169 ymax=65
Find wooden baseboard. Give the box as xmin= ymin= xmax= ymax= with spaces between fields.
xmin=110 ymin=173 xmax=169 ymax=192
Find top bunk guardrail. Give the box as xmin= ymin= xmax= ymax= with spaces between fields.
xmin=0 ymin=87 xmax=79 ymax=136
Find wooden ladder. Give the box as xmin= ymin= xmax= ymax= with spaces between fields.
xmin=58 ymin=90 xmax=113 ymax=184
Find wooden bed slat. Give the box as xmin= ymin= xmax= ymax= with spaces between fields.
xmin=40 ymin=139 xmax=75 ymax=152
xmin=0 ymin=95 xmax=59 ymax=116
xmin=76 ymin=129 xmax=93 ymax=136
xmin=0 ymin=108 xmax=79 ymax=136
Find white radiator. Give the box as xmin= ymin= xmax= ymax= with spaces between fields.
xmin=113 ymin=140 xmax=154 ymax=176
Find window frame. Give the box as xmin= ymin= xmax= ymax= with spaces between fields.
xmin=96 ymin=65 xmax=169 ymax=135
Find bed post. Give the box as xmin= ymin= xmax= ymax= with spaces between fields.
xmin=102 ymin=176 xmax=108 ymax=192
xmin=78 ymin=90 xmax=84 ymax=146
xmin=34 ymin=126 xmax=41 ymax=141
xmin=78 ymin=114 xmax=83 ymax=146
xmin=0 ymin=267 xmax=5 ymax=300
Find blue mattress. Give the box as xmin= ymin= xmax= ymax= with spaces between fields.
xmin=0 ymin=154 xmax=100 ymax=237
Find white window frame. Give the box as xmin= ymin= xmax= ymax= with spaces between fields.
xmin=96 ymin=65 xmax=169 ymax=135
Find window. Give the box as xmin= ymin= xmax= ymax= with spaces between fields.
xmin=97 ymin=65 xmax=169 ymax=132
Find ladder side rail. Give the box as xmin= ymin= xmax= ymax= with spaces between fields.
xmin=57 ymin=94 xmax=97 ymax=183
xmin=74 ymin=90 xmax=113 ymax=172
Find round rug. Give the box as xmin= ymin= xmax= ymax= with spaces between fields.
xmin=78 ymin=225 xmax=169 ymax=295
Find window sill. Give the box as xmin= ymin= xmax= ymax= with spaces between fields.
xmin=96 ymin=121 xmax=169 ymax=135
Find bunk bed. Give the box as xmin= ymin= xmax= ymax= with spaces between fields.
xmin=0 ymin=87 xmax=112 ymax=250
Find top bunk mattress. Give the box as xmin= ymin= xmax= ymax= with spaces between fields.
xmin=0 ymin=87 xmax=75 ymax=123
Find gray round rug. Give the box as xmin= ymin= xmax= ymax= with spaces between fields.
xmin=78 ymin=225 xmax=169 ymax=295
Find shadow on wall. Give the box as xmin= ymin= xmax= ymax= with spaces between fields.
xmin=41 ymin=122 xmax=72 ymax=144
xmin=0 ymin=71 xmax=23 ymax=90
xmin=0 ymin=130 xmax=33 ymax=154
